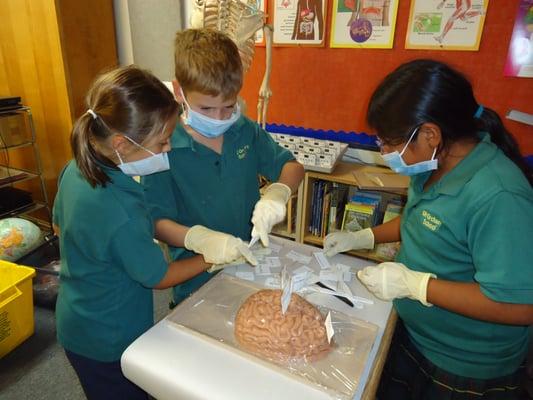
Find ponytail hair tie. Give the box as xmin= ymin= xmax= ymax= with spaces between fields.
xmin=86 ymin=109 xmax=97 ymax=120
xmin=474 ymin=105 xmax=484 ymax=119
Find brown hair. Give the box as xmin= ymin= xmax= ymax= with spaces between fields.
xmin=71 ymin=65 xmax=178 ymax=187
xmin=174 ymin=29 xmax=243 ymax=100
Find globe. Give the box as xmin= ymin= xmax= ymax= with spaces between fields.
xmin=0 ymin=218 xmax=41 ymax=262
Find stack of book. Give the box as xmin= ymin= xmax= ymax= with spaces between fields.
xmin=308 ymin=181 xmax=348 ymax=238
xmin=308 ymin=179 xmax=405 ymax=261
xmin=341 ymin=191 xmax=383 ymax=232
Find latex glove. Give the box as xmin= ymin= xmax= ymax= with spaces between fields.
xmin=251 ymin=182 xmax=292 ymax=247
xmin=357 ymin=262 xmax=436 ymax=306
xmin=184 ymin=225 xmax=258 ymax=266
xmin=323 ymin=228 xmax=375 ymax=257
xmin=207 ymin=257 xmax=248 ymax=273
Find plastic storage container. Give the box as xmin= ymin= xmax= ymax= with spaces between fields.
xmin=0 ymin=260 xmax=36 ymax=358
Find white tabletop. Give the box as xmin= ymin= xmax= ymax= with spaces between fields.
xmin=121 ymin=237 xmax=393 ymax=400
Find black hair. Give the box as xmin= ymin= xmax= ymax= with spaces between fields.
xmin=367 ymin=59 xmax=532 ymax=185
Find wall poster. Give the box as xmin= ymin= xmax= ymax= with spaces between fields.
xmin=330 ymin=0 xmax=399 ymax=49
xmin=504 ymin=0 xmax=533 ymax=78
xmin=272 ymin=0 xmax=327 ymax=46
xmin=405 ymin=0 xmax=489 ymax=51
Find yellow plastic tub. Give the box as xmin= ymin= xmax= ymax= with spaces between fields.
xmin=0 ymin=260 xmax=36 ymax=358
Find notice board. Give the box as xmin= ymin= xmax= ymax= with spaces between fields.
xmin=241 ymin=0 xmax=532 ymax=155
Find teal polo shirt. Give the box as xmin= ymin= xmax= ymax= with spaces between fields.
xmin=394 ymin=133 xmax=533 ymax=379
xmin=53 ymin=161 xmax=168 ymax=362
xmin=142 ymin=116 xmax=294 ymax=303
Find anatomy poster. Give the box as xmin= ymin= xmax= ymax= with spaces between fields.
xmin=255 ymin=0 xmax=268 ymax=45
xmin=504 ymin=0 xmax=533 ymax=78
xmin=405 ymin=0 xmax=489 ymax=50
xmin=330 ymin=0 xmax=399 ymax=48
xmin=272 ymin=0 xmax=327 ymax=46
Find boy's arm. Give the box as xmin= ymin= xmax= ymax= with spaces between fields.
xmin=250 ymin=160 xmax=304 ymax=246
xmin=276 ymin=160 xmax=305 ymax=193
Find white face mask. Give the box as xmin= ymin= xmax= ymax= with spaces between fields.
xmin=115 ymin=136 xmax=170 ymax=176
xmin=180 ymin=89 xmax=241 ymax=138
xmin=380 ymin=127 xmax=438 ymax=176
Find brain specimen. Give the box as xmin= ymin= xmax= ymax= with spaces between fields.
xmin=234 ymin=289 xmax=332 ymax=363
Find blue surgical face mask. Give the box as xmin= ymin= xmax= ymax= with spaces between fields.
xmin=380 ymin=127 xmax=438 ymax=176
xmin=115 ymin=136 xmax=170 ymax=176
xmin=180 ymin=89 xmax=241 ymax=138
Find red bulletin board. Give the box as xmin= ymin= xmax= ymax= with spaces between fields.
xmin=241 ymin=0 xmax=533 ymax=155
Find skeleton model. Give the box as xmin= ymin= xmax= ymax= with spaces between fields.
xmin=190 ymin=0 xmax=273 ymax=128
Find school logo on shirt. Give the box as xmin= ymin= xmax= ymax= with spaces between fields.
xmin=236 ymin=145 xmax=250 ymax=159
xmin=421 ymin=210 xmax=442 ymax=231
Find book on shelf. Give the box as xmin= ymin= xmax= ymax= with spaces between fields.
xmin=321 ymin=190 xmax=331 ymax=238
xmin=309 ymin=180 xmax=319 ymax=235
xmin=349 ymin=190 xmax=384 ymax=227
xmin=310 ymin=181 xmax=330 ymax=237
xmin=316 ymin=181 xmax=326 ymax=236
xmin=309 ymin=180 xmax=349 ymax=238
xmin=327 ymin=182 xmax=348 ymax=235
xmin=341 ymin=202 xmax=378 ymax=232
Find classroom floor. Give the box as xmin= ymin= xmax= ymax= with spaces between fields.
xmin=0 ymin=289 xmax=172 ymax=400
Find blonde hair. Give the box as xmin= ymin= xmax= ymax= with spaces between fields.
xmin=174 ymin=29 xmax=243 ymax=100
xmin=71 ymin=65 xmax=178 ymax=187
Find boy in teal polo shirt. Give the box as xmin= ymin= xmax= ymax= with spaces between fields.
xmin=324 ymin=60 xmax=532 ymax=399
xmin=142 ymin=29 xmax=304 ymax=305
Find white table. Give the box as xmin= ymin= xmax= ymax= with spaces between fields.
xmin=121 ymin=237 xmax=395 ymax=400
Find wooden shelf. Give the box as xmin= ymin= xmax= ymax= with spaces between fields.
xmin=271 ymin=229 xmax=296 ymax=240
xmin=305 ymin=161 xmax=391 ymax=186
xmin=0 ymin=166 xmax=39 ymax=187
xmin=297 ymin=161 xmax=406 ymax=263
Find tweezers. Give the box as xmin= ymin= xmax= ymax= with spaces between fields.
xmin=315 ymin=281 xmax=354 ymax=307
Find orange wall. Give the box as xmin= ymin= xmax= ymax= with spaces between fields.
xmin=241 ymin=0 xmax=533 ymax=155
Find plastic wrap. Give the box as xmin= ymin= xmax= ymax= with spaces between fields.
xmin=166 ymin=274 xmax=378 ymax=400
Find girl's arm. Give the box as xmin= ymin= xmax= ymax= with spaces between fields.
xmin=154 ymin=255 xmax=209 ymax=289
xmin=372 ymin=215 xmax=402 ymax=244
xmin=154 ymin=219 xmax=189 ymax=247
xmin=427 ymin=279 xmax=533 ymax=325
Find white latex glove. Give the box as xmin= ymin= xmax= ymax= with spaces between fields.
xmin=207 ymin=257 xmax=248 ymax=273
xmin=184 ymin=225 xmax=258 ymax=266
xmin=357 ymin=262 xmax=436 ymax=306
xmin=251 ymin=182 xmax=291 ymax=247
xmin=323 ymin=228 xmax=375 ymax=257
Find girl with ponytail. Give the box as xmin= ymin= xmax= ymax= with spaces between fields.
xmin=53 ymin=66 xmax=214 ymax=400
xmin=324 ymin=59 xmax=532 ymax=399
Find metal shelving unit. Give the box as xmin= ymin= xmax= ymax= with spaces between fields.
xmin=0 ymin=106 xmax=52 ymax=232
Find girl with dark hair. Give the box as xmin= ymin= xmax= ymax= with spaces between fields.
xmin=53 ymin=66 xmax=214 ymax=400
xmin=324 ymin=59 xmax=532 ymax=399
